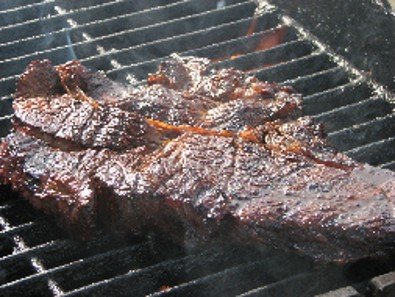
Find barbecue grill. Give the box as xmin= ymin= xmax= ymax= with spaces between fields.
xmin=0 ymin=1 xmax=394 ymax=296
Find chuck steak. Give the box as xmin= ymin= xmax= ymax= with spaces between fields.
xmin=0 ymin=56 xmax=394 ymax=263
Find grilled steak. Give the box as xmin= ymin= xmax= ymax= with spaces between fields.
xmin=13 ymin=95 xmax=160 ymax=150
xmin=0 ymin=56 xmax=394 ymax=262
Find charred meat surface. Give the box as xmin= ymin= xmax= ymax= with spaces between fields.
xmin=13 ymin=95 xmax=160 ymax=150
xmin=0 ymin=56 xmax=394 ymax=262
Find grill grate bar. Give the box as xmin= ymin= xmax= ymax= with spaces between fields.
xmin=282 ymin=66 xmax=351 ymax=96
xmin=0 ymin=1 xmax=58 ymax=29
xmin=0 ymin=0 xmax=41 ymax=11
xmin=0 ymin=115 xmax=13 ymax=121
xmin=0 ymin=210 xmax=64 ymax=296
xmin=380 ymin=160 xmax=395 ymax=170
xmin=52 ymin=0 xmax=119 ymax=11
xmin=0 ymin=243 xmax=149 ymax=296
xmin=0 ymin=204 xmax=11 ymax=211
xmin=327 ymin=114 xmax=395 ymax=152
xmin=148 ymin=255 xmax=311 ymax=297
xmin=238 ymin=272 xmax=314 ymax=297
xmin=314 ymin=95 xmax=392 ymax=133
xmin=303 ymin=82 xmax=373 ymax=116
xmin=0 ymin=219 xmax=61 ymax=248
xmin=0 ymin=5 xmax=267 ymax=89
xmin=80 ymin=14 xmax=275 ymax=68
xmin=0 ymin=0 xmax=55 ymax=15
xmin=0 ymin=1 xmax=254 ymax=67
xmin=0 ymin=95 xmax=11 ymax=102
xmin=0 ymin=234 xmax=133 ymax=274
xmin=216 ymin=38 xmax=314 ymax=72
xmin=0 ymin=221 xmax=37 ymax=235
xmin=180 ymin=25 xmax=298 ymax=59
xmin=252 ymin=52 xmax=335 ymax=83
xmin=345 ymin=136 xmax=395 ymax=166
xmin=0 ymin=0 xmax=128 ymax=32
xmin=62 ymin=248 xmax=268 ymax=297
xmin=0 ymin=0 xmax=188 ymax=49
xmin=0 ymin=240 xmax=69 ymax=269
xmin=315 ymin=286 xmax=361 ymax=297
xmin=238 ymin=267 xmax=351 ymax=297
xmin=147 ymin=261 xmax=267 ymax=297
xmin=107 ymin=25 xmax=298 ymax=82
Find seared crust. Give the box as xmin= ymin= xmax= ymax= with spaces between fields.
xmin=13 ymin=95 xmax=160 ymax=150
xmin=0 ymin=56 xmax=394 ymax=262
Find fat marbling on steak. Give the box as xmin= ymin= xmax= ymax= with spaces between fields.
xmin=0 ymin=56 xmax=394 ymax=263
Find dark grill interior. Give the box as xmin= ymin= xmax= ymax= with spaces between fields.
xmin=0 ymin=1 xmax=394 ymax=296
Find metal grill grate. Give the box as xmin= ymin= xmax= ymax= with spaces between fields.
xmin=1 ymin=191 xmax=395 ymax=297
xmin=0 ymin=1 xmax=394 ymax=297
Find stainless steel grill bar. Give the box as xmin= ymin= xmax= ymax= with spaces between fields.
xmin=380 ymin=160 xmax=395 ymax=170
xmin=0 ymin=0 xmax=54 ymax=15
xmin=281 ymin=66 xmax=351 ymax=96
xmin=328 ymin=114 xmax=395 ymax=152
xmin=314 ymin=95 xmax=392 ymax=133
xmin=83 ymin=19 xmax=272 ymax=72
xmin=0 ymin=0 xmax=125 ymax=32
xmin=0 ymin=0 xmax=42 ymax=11
xmin=238 ymin=268 xmax=350 ymax=297
xmin=303 ymin=82 xmax=373 ymax=115
xmin=253 ymin=53 xmax=335 ymax=83
xmin=148 ymin=256 xmax=311 ymax=297
xmin=62 ymin=248 xmax=271 ymax=297
xmin=0 ymin=1 xmax=255 ymax=78
xmin=0 ymin=201 xmax=64 ymax=296
xmin=107 ymin=25 xmax=294 ymax=81
xmin=0 ymin=0 xmax=189 ymax=55
xmin=345 ymin=136 xmax=395 ymax=166
xmin=0 ymin=244 xmax=149 ymax=296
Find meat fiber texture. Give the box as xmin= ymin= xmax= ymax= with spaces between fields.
xmin=0 ymin=55 xmax=394 ymax=263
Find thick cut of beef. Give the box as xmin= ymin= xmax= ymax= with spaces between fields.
xmin=122 ymin=84 xmax=217 ymax=126
xmin=200 ymin=95 xmax=300 ymax=131
xmin=0 ymin=57 xmax=394 ymax=262
xmin=0 ymin=131 xmax=105 ymax=236
xmin=126 ymin=54 xmax=301 ymax=127
xmin=16 ymin=60 xmax=130 ymax=105
xmin=148 ymin=54 xmax=296 ymax=103
xmin=13 ymin=95 xmax=159 ymax=150
xmin=14 ymin=60 xmax=160 ymax=150
xmin=94 ymin=120 xmax=392 ymax=262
